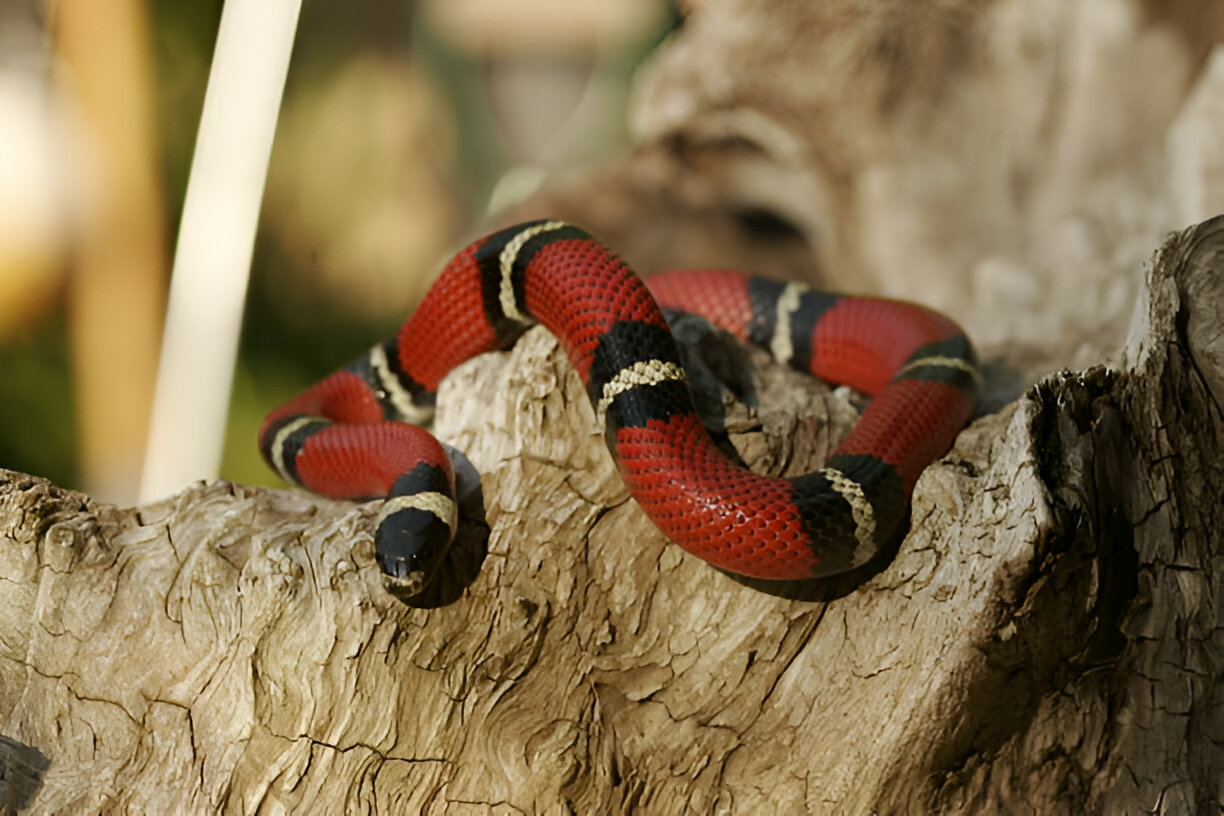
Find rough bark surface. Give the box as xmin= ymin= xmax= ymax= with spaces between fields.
xmin=3 ymin=1 xmax=1223 ymax=814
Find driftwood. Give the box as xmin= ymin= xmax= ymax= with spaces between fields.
xmin=3 ymin=1 xmax=1223 ymax=813
xmin=2 ymin=218 xmax=1221 ymax=813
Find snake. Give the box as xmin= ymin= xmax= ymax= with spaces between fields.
xmin=259 ymin=219 xmax=979 ymax=598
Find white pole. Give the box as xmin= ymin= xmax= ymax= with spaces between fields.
xmin=140 ymin=0 xmax=302 ymax=501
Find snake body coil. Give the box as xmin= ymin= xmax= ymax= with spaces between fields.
xmin=260 ymin=220 xmax=979 ymax=596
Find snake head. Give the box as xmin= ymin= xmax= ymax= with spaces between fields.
xmin=375 ymin=514 xmax=450 ymax=598
xmin=374 ymin=464 xmax=458 ymax=600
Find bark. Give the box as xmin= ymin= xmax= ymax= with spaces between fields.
xmin=3 ymin=1 xmax=1223 ymax=813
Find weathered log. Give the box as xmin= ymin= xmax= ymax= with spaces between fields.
xmin=0 ymin=216 xmax=1220 ymax=813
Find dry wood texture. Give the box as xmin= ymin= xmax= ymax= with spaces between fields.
xmin=3 ymin=0 xmax=1223 ymax=813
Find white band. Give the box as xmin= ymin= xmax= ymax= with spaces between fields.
xmin=270 ymin=415 xmax=329 ymax=484
xmin=769 ymin=282 xmax=805 ymax=366
xmin=499 ymin=220 xmax=569 ymax=322
xmin=596 ymin=360 xmax=688 ymax=424
xmin=369 ymin=343 xmax=434 ymax=424
xmin=377 ymin=490 xmax=457 ymax=531
xmin=895 ymin=355 xmax=982 ymax=388
xmin=819 ymin=466 xmax=876 ymax=551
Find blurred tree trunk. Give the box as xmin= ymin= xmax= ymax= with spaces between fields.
xmin=2 ymin=1 xmax=1223 ymax=813
xmin=54 ymin=0 xmax=167 ymax=504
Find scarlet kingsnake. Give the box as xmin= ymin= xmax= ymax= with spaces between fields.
xmin=259 ymin=220 xmax=979 ymax=598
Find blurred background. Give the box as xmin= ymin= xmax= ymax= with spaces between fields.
xmin=0 ymin=0 xmax=678 ymax=503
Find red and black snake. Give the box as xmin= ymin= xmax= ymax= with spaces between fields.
xmin=259 ymin=220 xmax=979 ymax=598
